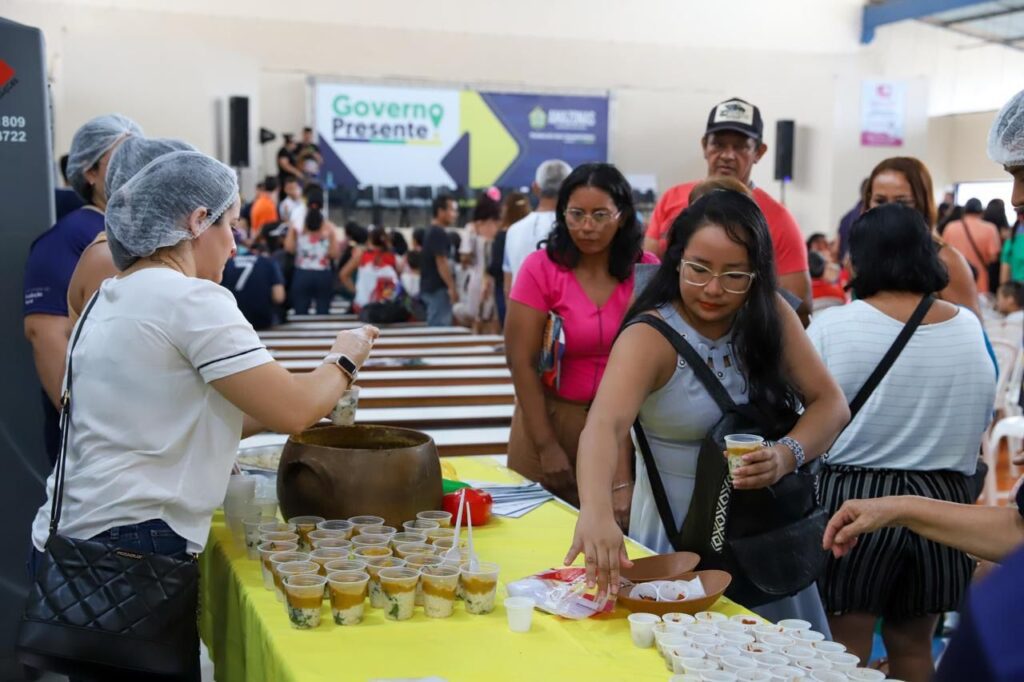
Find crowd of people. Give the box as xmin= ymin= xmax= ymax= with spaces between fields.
xmin=16 ymin=87 xmax=1024 ymax=680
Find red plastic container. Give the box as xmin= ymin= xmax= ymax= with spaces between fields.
xmin=442 ymin=488 xmax=493 ymax=526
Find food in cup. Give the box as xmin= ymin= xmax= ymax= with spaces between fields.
xmin=347 ymin=515 xmax=385 ymax=534
xmin=311 ymin=537 xmax=351 ymax=552
xmin=359 ymin=525 xmax=397 ymax=539
xmin=402 ymin=519 xmax=440 ymax=533
xmin=662 ymin=612 xmax=697 ymax=625
xmin=420 ymin=565 xmax=460 ymax=618
xmin=352 ymin=533 xmax=391 ymax=549
xmin=730 ymin=614 xmax=764 ymax=630
xmin=364 ymin=556 xmax=407 ymax=608
xmin=330 ymin=386 xmax=360 ymax=426
xmin=405 ymin=553 xmax=443 ymax=606
xmin=256 ymin=542 xmax=299 ymax=590
xmin=283 ymin=574 xmax=326 ymax=629
xmin=378 ymin=567 xmax=420 ymax=621
xmin=323 ymin=558 xmax=367 ymax=575
xmin=417 ymin=510 xmax=453 ymax=528
xmin=317 ymin=519 xmax=354 ymax=539
xmin=389 ymin=531 xmax=428 ymax=549
xmin=326 ymin=571 xmax=369 ymax=625
xmin=275 ymin=559 xmax=318 ymax=604
xmin=287 ymin=516 xmax=326 ymax=551
xmin=724 ymin=433 xmax=765 ymax=475
xmin=309 ymin=548 xmax=350 ymax=577
xmin=424 ymin=528 xmax=455 ymax=545
xmin=460 ymin=561 xmax=499 ymax=615
xmin=243 ymin=516 xmax=275 ymax=560
xmin=258 ymin=521 xmax=297 ymax=536
xmin=354 ymin=545 xmax=393 ymax=561
xmin=394 ymin=541 xmax=433 ymax=559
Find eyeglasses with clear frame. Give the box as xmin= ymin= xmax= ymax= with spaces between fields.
xmin=564 ymin=208 xmax=621 ymax=228
xmin=680 ymin=260 xmax=755 ymax=294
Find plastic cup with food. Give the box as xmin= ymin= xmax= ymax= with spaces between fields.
xmin=347 ymin=515 xmax=385 ymax=535
xmin=323 ymin=558 xmax=367 ymax=576
xmin=275 ymin=559 xmax=318 ymax=604
xmin=326 ymin=570 xmax=369 ymax=625
xmin=257 ymin=541 xmax=298 ymax=590
xmin=663 ymin=612 xmax=697 ymax=626
xmin=359 ymin=525 xmax=397 ymax=539
xmin=258 ymin=521 xmax=297 ymax=536
xmin=283 ymin=574 xmax=326 ymax=629
xmin=309 ymin=547 xmax=350 ymax=578
xmin=352 ymin=533 xmax=391 ymax=550
xmin=364 ymin=556 xmax=407 ymax=608
xmin=394 ymin=541 xmax=433 ymax=560
xmin=404 ymin=553 xmax=442 ymax=606
xmin=330 ymin=386 xmax=360 ymax=426
xmin=460 ymin=561 xmax=500 ymax=615
xmin=252 ymin=496 xmax=278 ymax=520
xmin=287 ymin=515 xmax=326 ymax=551
xmin=417 ymin=510 xmax=453 ymax=528
xmin=402 ymin=519 xmax=440 ymax=533
xmin=724 ymin=433 xmax=765 ymax=476
xmin=730 ymin=613 xmax=764 ymax=631
xmin=243 ymin=515 xmax=275 ymax=560
xmin=311 ymin=536 xmax=351 ymax=553
xmin=353 ymin=545 xmax=393 ymax=562
xmin=420 ymin=565 xmax=461 ymax=618
xmin=317 ymin=519 xmax=354 ymax=539
xmin=378 ymin=566 xmax=420 ymax=621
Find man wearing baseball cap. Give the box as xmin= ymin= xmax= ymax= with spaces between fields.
xmin=643 ymin=97 xmax=810 ymax=316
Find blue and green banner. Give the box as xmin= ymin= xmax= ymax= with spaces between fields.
xmin=315 ymin=81 xmax=608 ymax=189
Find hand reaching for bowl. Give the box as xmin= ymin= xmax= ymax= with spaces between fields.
xmin=564 ymin=507 xmax=633 ymax=601
xmin=330 ymin=325 xmax=380 ymax=370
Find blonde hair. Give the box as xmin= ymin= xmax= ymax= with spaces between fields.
xmin=688 ymin=175 xmax=753 ymax=203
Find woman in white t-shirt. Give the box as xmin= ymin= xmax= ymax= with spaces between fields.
xmin=29 ymin=151 xmax=378 ymax=679
xmin=808 ymin=203 xmax=995 ymax=679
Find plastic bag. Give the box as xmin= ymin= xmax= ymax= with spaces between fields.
xmin=506 ymin=568 xmax=616 ymax=619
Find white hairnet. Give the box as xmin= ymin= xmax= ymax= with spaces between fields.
xmin=535 ymin=159 xmax=572 ymax=195
xmin=65 ymin=114 xmax=143 ymax=200
xmin=988 ymin=89 xmax=1024 ymax=167
xmin=105 ymin=151 xmax=238 ymax=270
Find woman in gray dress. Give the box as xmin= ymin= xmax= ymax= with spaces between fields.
xmin=565 ymin=189 xmax=849 ymax=630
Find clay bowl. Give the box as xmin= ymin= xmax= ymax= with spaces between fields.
xmin=277 ymin=424 xmax=442 ymax=529
xmin=621 ymin=551 xmax=700 ymax=583
xmin=617 ymin=569 xmax=732 ymax=616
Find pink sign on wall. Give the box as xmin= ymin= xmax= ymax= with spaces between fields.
xmin=861 ymin=80 xmax=906 ymax=147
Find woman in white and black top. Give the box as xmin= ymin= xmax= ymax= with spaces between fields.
xmin=808 ymin=203 xmax=995 ymax=681
xmin=29 ymin=150 xmax=378 ymax=680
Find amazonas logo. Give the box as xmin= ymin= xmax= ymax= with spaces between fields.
xmin=332 ymin=94 xmax=446 ymax=145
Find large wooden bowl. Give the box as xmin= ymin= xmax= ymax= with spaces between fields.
xmin=617 ymin=569 xmax=732 ymax=616
xmin=621 ymin=552 xmax=700 ymax=583
xmin=277 ymin=424 xmax=442 ymax=528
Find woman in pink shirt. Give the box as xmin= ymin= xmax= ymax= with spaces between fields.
xmin=506 ymin=163 xmax=658 ymax=520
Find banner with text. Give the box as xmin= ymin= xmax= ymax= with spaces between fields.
xmin=315 ymin=82 xmax=608 ymax=189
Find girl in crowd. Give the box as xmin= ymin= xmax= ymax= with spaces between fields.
xmin=456 ymin=192 xmax=501 ymax=331
xmin=809 ymin=203 xmax=994 ymax=681
xmin=488 ymin=191 xmax=531 ymax=328
xmin=340 ymin=225 xmax=403 ymax=313
xmin=285 ymin=192 xmax=341 ymax=314
xmin=29 ymin=150 xmax=378 ymax=679
xmin=505 ymin=164 xmax=658 ymax=511
xmin=566 ymin=189 xmax=848 ymax=628
xmin=863 ymin=157 xmax=981 ymax=317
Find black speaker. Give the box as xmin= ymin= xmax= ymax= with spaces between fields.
xmin=228 ymin=96 xmax=250 ymax=167
xmin=774 ymin=120 xmax=794 ymax=182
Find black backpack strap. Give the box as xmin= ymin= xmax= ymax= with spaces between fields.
xmin=633 ymin=417 xmax=683 ymax=548
xmin=847 ymin=295 xmax=935 ymax=420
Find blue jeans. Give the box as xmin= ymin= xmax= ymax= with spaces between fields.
xmin=28 ymin=520 xmax=199 ymax=682
xmin=291 ymin=268 xmax=334 ymax=315
xmin=421 ymin=287 xmax=453 ymax=327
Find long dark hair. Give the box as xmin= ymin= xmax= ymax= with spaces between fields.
xmin=545 ymin=163 xmax=643 ymax=282
xmin=305 ymin=190 xmax=325 ymax=234
xmin=849 ymin=203 xmax=949 ymax=299
xmin=624 ymin=189 xmax=801 ymax=419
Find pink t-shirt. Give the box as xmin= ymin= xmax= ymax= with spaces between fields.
xmin=510 ymin=249 xmax=660 ymax=403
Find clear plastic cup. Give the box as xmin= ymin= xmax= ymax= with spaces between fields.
xmin=378 ymin=566 xmax=420 ymax=620
xmin=352 ymin=533 xmax=391 ymax=549
xmin=751 ymin=652 xmax=789 ymax=670
xmin=768 ymin=666 xmax=807 ymax=680
xmin=724 ymin=434 xmax=765 ymax=475
xmin=243 ymin=516 xmax=275 ymax=560
xmin=686 ymin=622 xmax=720 ymax=638
xmin=657 ymin=633 xmax=690 ymax=661
xmin=283 ymin=574 xmax=326 ymax=629
xmin=259 ymin=531 xmax=299 ymax=546
xmin=459 ymin=561 xmax=499 ymax=615
xmin=822 ymin=652 xmax=860 ymax=672
xmin=781 ymin=645 xmax=817 ymax=665
xmin=308 ymin=528 xmax=346 ymax=545
xmin=809 ymin=671 xmax=848 ymax=682
xmin=720 ymin=655 xmax=758 ymax=675
xmin=421 ymin=565 xmax=461 ymax=618
xmin=722 ymin=632 xmax=756 ymax=649
xmin=701 ymin=671 xmax=739 ymax=682
xmin=364 ymin=556 xmax=407 ymax=608
xmin=257 ymin=541 xmax=298 ymax=590
xmin=311 ymin=537 xmax=351 ymax=552
xmin=797 ymin=658 xmax=833 ymax=674
xmin=403 ymin=519 xmax=440 ymax=533
xmin=503 ymin=595 xmax=534 ymax=632
xmin=760 ymin=633 xmax=795 ymax=652
xmin=425 ymin=528 xmax=455 ymax=545
xmin=846 ymin=669 xmax=885 ymax=681
xmin=417 ymin=510 xmax=453 ymax=527
xmin=309 ymin=548 xmax=350 ymax=576
xmin=753 ymin=623 xmax=785 ymax=641
xmin=669 ymin=675 xmax=704 ymax=682
xmin=258 ymin=521 xmax=296 ymax=536
xmin=287 ymin=515 xmax=326 ymax=551
xmin=708 ymin=645 xmax=743 ymax=664
xmin=736 ymin=671 xmax=773 ymax=682
xmin=327 ymin=571 xmax=369 ymax=625
xmin=331 ymin=386 xmax=360 ymax=426
xmin=225 ymin=474 xmax=256 ymax=507
xmin=390 ymin=531 xmax=429 ymax=549
xmin=627 ymin=612 xmax=660 ymax=648
xmin=359 ymin=525 xmax=397 ymax=539
xmin=317 ymin=519 xmax=355 ymax=539
xmin=668 ymin=647 xmax=703 ymax=673
xmin=324 ymin=559 xmax=368 ymax=576
xmin=348 ymin=515 xmax=386 ymax=534
xmin=791 ymin=630 xmax=827 ymax=644
xmin=275 ymin=559 xmax=318 ymax=604
xmin=395 ymin=541 xmax=433 ymax=560
xmin=404 ymin=554 xmax=442 ymax=606
xmin=353 ymin=545 xmax=393 ymax=561
xmin=433 ymin=540 xmax=469 ymax=559
xmin=252 ymin=496 xmax=278 ymax=520
xmin=680 ymin=657 xmax=716 ymax=675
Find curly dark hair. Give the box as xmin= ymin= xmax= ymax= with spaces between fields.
xmin=544 ymin=163 xmax=644 ymax=282
xmin=624 ymin=189 xmax=801 ymax=421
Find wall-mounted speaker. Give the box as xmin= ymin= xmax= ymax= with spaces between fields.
xmin=774 ymin=120 xmax=795 ymax=182
xmin=228 ymin=96 xmax=250 ymax=167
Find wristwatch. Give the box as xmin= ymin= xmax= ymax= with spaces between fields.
xmin=323 ymin=353 xmax=358 ymax=382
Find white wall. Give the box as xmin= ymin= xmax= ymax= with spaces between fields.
xmin=4 ymin=0 xmax=1019 ymax=234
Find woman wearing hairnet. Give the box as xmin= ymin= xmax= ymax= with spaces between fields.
xmin=22 ymin=113 xmax=141 ymax=465
xmin=26 ymin=150 xmax=380 ymax=679
xmin=65 ymin=135 xmax=195 ymax=323
xmin=822 ymin=91 xmax=1024 ymax=682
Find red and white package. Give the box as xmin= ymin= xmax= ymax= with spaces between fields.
xmin=506 ymin=568 xmax=617 ymax=620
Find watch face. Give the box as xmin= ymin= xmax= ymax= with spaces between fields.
xmin=336 ymin=355 xmax=357 ymax=376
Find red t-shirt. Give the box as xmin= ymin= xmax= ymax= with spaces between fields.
xmin=811 ymin=279 xmax=847 ymax=301
xmin=645 ymin=181 xmax=808 ymax=276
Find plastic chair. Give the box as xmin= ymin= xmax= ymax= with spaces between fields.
xmin=984 ymin=414 xmax=1024 ymax=505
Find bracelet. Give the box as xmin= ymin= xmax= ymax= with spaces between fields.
xmin=777 ymin=436 xmax=806 ymax=470
xmin=612 ymin=482 xmax=632 ymax=492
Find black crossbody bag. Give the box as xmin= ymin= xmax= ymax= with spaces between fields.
xmin=628 ymin=297 xmax=934 ymax=607
xmin=18 ymin=294 xmax=200 ymax=678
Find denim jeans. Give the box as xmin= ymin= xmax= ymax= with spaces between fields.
xmin=420 ymin=287 xmax=453 ymax=327
xmin=28 ymin=519 xmax=200 ymax=682
xmin=291 ymin=268 xmax=334 ymax=315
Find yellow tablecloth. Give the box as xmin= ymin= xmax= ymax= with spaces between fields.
xmin=200 ymin=456 xmax=751 ymax=682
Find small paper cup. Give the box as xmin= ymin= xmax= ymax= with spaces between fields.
xmin=822 ymin=652 xmax=860 ymax=672
xmin=722 ymin=655 xmax=759 ymax=674
xmin=809 ymin=640 xmax=847 ymax=655
xmin=283 ymin=574 xmax=326 ymax=629
xmin=627 ymin=612 xmax=660 ymax=648
xmin=777 ymin=618 xmax=812 ymax=633
xmin=663 ymin=612 xmax=697 ymax=625
xmin=330 ymin=386 xmax=360 ymax=426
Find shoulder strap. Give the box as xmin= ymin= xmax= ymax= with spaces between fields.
xmin=847 ymin=295 xmax=935 ymax=420
xmin=48 ymin=292 xmax=100 ymax=537
xmin=959 ymin=219 xmax=987 ymax=269
xmin=633 ymin=416 xmax=683 ymax=548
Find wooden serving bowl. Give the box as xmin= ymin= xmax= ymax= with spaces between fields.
xmin=621 ymin=551 xmax=700 ymax=583
xmin=617 ymin=569 xmax=732 ymax=616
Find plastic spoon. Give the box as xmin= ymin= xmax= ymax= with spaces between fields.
xmin=447 ymin=488 xmax=466 ymax=561
xmin=466 ymin=499 xmax=479 ymax=571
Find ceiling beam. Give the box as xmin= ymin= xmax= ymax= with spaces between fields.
xmin=862 ymin=0 xmax=993 ymax=43
xmin=939 ymin=6 xmax=1024 ymax=24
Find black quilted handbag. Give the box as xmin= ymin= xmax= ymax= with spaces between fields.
xmin=17 ymin=294 xmax=200 ymax=679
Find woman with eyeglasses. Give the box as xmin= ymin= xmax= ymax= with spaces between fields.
xmin=505 ymin=163 xmax=658 ymax=519
xmin=565 ymin=189 xmax=848 ymax=629
xmin=863 ymin=157 xmax=981 ymax=318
